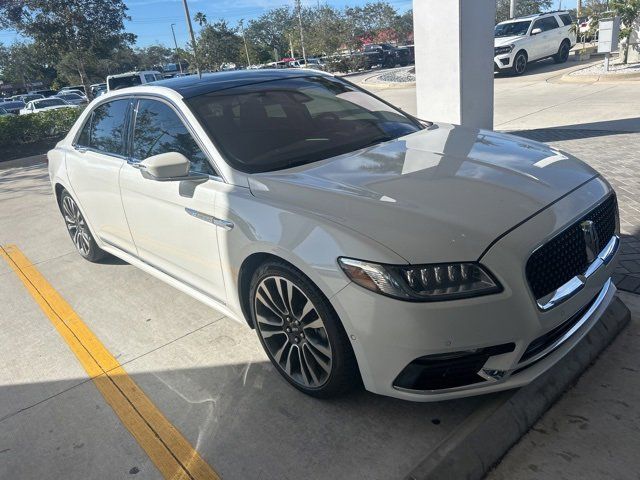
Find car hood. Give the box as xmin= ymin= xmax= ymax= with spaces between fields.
xmin=494 ymin=35 xmax=523 ymax=47
xmin=249 ymin=124 xmax=598 ymax=263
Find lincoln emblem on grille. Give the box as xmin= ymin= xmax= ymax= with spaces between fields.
xmin=580 ymin=220 xmax=600 ymax=263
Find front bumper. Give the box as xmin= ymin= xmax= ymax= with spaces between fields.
xmin=494 ymin=53 xmax=514 ymax=71
xmin=330 ymin=178 xmax=620 ymax=401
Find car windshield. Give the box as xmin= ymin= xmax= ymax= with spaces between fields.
xmin=187 ymin=75 xmax=423 ymax=173
xmin=60 ymin=94 xmax=81 ymax=100
xmin=495 ymin=20 xmax=531 ymax=37
xmin=36 ymin=99 xmax=66 ymax=108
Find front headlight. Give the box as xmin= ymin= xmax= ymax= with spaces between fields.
xmin=494 ymin=44 xmax=515 ymax=55
xmin=338 ymin=258 xmax=502 ymax=301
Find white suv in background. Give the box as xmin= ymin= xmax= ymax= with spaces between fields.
xmin=494 ymin=11 xmax=576 ymax=75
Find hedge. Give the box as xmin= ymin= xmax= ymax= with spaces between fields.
xmin=0 ymin=107 xmax=84 ymax=148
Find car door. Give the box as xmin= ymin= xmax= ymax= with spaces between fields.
xmin=119 ymin=97 xmax=227 ymax=303
xmin=530 ymin=16 xmax=561 ymax=59
xmin=66 ymin=97 xmax=137 ymax=254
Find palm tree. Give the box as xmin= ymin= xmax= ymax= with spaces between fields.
xmin=194 ymin=12 xmax=207 ymax=27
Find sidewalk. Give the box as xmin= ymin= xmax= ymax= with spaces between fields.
xmin=486 ymin=291 xmax=640 ymax=480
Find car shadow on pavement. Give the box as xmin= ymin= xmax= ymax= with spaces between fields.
xmin=508 ymin=117 xmax=640 ymax=142
xmin=0 ymin=363 xmax=492 ymax=480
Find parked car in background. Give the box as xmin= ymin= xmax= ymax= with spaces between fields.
xmin=363 ymin=43 xmax=409 ymax=67
xmin=48 ymin=70 xmax=620 ymax=401
xmin=19 ymin=97 xmax=76 ymax=115
xmin=494 ymin=11 xmax=576 ymax=75
xmin=1 ymin=101 xmax=25 ymax=114
xmin=20 ymin=93 xmax=45 ymax=103
xmin=577 ymin=16 xmax=594 ymax=42
xmin=290 ymin=58 xmax=327 ymax=70
xmin=396 ymin=45 xmax=415 ymax=65
xmin=106 ymin=71 xmax=163 ymax=91
xmin=29 ymin=89 xmax=58 ymax=98
xmin=56 ymin=92 xmax=88 ymax=106
xmin=60 ymin=85 xmax=87 ymax=95
xmin=91 ymin=83 xmax=107 ymax=97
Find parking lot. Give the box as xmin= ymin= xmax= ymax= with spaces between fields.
xmin=2 ymin=61 xmax=640 ymax=479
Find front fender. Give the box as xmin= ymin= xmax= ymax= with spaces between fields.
xmin=215 ymin=185 xmax=407 ymax=321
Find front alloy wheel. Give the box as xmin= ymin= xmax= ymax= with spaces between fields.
xmin=250 ymin=261 xmax=359 ymax=398
xmin=513 ymin=51 xmax=528 ymax=75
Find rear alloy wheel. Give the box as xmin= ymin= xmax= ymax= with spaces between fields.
xmin=554 ymin=41 xmax=571 ymax=63
xmin=250 ymin=261 xmax=359 ymax=398
xmin=512 ymin=51 xmax=528 ymax=75
xmin=60 ymin=190 xmax=107 ymax=262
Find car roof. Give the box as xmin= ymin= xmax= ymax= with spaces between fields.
xmin=499 ymin=11 xmax=568 ymax=24
xmin=149 ymin=69 xmax=328 ymax=99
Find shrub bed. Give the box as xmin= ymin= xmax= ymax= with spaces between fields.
xmin=0 ymin=107 xmax=84 ymax=148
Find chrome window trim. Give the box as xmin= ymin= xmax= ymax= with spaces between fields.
xmin=536 ymin=235 xmax=618 ymax=311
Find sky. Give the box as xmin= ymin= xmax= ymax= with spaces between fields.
xmin=0 ymin=0 xmax=573 ymax=48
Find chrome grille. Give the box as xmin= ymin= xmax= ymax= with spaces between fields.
xmin=526 ymin=194 xmax=617 ymax=300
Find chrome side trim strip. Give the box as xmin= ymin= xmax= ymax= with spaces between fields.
xmin=185 ymin=208 xmax=234 ymax=230
xmin=537 ymin=235 xmax=619 ymax=311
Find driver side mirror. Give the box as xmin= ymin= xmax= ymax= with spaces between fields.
xmin=136 ymin=152 xmax=207 ymax=182
xmin=531 ymin=28 xmax=542 ymax=35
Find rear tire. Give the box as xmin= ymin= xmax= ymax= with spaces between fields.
xmin=249 ymin=260 xmax=360 ymax=398
xmin=59 ymin=190 xmax=108 ymax=263
xmin=512 ymin=51 xmax=528 ymax=75
xmin=554 ymin=41 xmax=571 ymax=64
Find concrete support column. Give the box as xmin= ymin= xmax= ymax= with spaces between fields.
xmin=413 ymin=0 xmax=496 ymax=130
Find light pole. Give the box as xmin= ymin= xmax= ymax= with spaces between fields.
xmin=181 ymin=0 xmax=201 ymax=77
xmin=295 ymin=0 xmax=307 ymax=64
xmin=510 ymin=0 xmax=516 ymax=19
xmin=239 ymin=20 xmax=252 ymax=67
xmin=170 ymin=23 xmax=184 ymax=74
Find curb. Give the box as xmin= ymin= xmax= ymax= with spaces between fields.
xmin=555 ymin=62 xmax=640 ymax=83
xmin=405 ymin=295 xmax=631 ymax=480
xmin=0 ymin=154 xmax=47 ymax=171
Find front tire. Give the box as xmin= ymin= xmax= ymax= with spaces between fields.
xmin=512 ymin=51 xmax=528 ymax=75
xmin=250 ymin=260 xmax=359 ymax=398
xmin=59 ymin=190 xmax=108 ymax=262
xmin=554 ymin=41 xmax=571 ymax=63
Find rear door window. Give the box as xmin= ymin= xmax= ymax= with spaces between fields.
xmin=533 ymin=16 xmax=560 ymax=32
xmin=77 ymin=99 xmax=130 ymax=156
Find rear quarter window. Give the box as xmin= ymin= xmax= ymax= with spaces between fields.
xmin=559 ymin=14 xmax=573 ymax=26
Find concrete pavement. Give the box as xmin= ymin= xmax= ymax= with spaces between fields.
xmin=486 ymin=291 xmax=640 ymax=480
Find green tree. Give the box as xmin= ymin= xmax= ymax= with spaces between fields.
xmin=197 ymin=20 xmax=243 ymax=70
xmin=194 ymin=12 xmax=208 ymax=28
xmin=135 ymin=45 xmax=174 ymax=70
xmin=246 ymin=7 xmax=296 ymax=62
xmin=0 ymin=0 xmax=135 ymax=98
xmin=0 ymin=42 xmax=56 ymax=88
xmin=495 ymin=0 xmax=553 ymax=23
xmin=610 ymin=0 xmax=640 ymax=63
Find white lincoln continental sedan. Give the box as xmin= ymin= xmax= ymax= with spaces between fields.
xmin=48 ymin=70 xmax=620 ymax=401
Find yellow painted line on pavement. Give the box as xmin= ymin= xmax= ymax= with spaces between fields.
xmin=0 ymin=244 xmax=220 ymax=480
